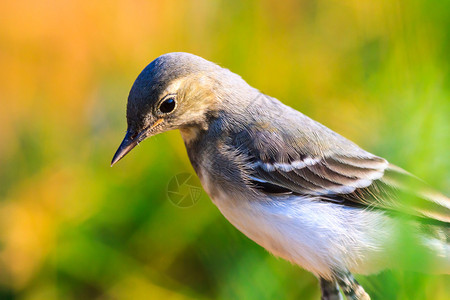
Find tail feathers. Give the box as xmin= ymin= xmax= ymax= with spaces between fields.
xmin=381 ymin=164 xmax=450 ymax=224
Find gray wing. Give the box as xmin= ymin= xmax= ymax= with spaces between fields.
xmin=230 ymin=116 xmax=450 ymax=224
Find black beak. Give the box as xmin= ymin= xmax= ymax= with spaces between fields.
xmin=111 ymin=130 xmax=139 ymax=166
xmin=111 ymin=118 xmax=164 ymax=166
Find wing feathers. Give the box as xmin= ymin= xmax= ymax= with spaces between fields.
xmin=324 ymin=157 xmax=385 ymax=181
xmin=232 ymin=125 xmax=449 ymax=224
xmin=306 ymin=164 xmax=372 ymax=189
xmin=246 ymin=154 xmax=450 ymax=223
xmin=332 ymin=154 xmax=388 ymax=169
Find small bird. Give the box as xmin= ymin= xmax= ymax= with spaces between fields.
xmin=112 ymin=52 xmax=449 ymax=299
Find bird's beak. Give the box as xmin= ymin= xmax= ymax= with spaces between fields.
xmin=111 ymin=130 xmax=138 ymax=166
xmin=111 ymin=118 xmax=164 ymax=166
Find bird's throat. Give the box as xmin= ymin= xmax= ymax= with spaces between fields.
xmin=180 ymin=126 xmax=202 ymax=145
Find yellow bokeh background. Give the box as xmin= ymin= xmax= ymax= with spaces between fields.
xmin=0 ymin=1 xmax=449 ymax=299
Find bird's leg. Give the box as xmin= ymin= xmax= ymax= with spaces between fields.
xmin=319 ymin=277 xmax=343 ymax=300
xmin=335 ymin=270 xmax=370 ymax=300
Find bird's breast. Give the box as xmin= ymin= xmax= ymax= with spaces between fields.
xmin=197 ymin=169 xmax=398 ymax=278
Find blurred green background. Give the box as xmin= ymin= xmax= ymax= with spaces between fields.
xmin=0 ymin=0 xmax=449 ymax=299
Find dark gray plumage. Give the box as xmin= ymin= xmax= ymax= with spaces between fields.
xmin=112 ymin=52 xmax=450 ymax=300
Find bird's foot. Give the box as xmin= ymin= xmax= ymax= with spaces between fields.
xmin=335 ymin=270 xmax=370 ymax=300
xmin=319 ymin=277 xmax=343 ymax=300
xmin=318 ymin=270 xmax=370 ymax=300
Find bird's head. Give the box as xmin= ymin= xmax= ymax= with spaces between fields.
xmin=111 ymin=52 xmax=234 ymax=166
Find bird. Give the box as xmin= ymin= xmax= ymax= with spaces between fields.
xmin=111 ymin=52 xmax=450 ymax=300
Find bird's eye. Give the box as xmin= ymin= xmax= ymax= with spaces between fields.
xmin=159 ymin=98 xmax=176 ymax=113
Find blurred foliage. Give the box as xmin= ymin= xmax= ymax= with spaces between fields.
xmin=0 ymin=0 xmax=449 ymax=299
